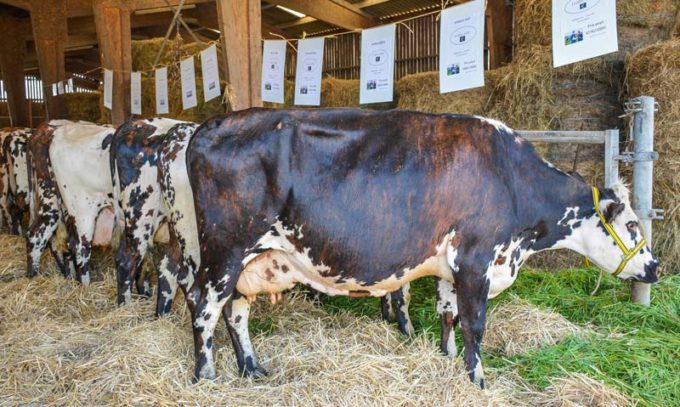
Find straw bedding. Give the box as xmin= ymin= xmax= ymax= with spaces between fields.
xmin=625 ymin=38 xmax=680 ymax=272
xmin=0 ymin=234 xmax=632 ymax=406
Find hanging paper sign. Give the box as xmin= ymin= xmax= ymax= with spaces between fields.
xmin=155 ymin=67 xmax=169 ymax=115
xmin=552 ymin=0 xmax=618 ymax=67
xmin=57 ymin=81 xmax=65 ymax=95
xmin=52 ymin=83 xmax=58 ymax=97
xmin=360 ymin=24 xmax=396 ymax=105
xmin=103 ymin=69 xmax=113 ymax=109
xmin=261 ymin=40 xmax=287 ymax=104
xmin=439 ymin=0 xmax=485 ymax=94
xmin=180 ymin=56 xmax=198 ymax=110
xmin=67 ymin=78 xmax=74 ymax=92
xmin=200 ymin=44 xmax=221 ymax=102
xmin=131 ymin=71 xmax=142 ymax=115
xmin=294 ymin=37 xmax=324 ymax=106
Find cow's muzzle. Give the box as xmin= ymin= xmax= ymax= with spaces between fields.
xmin=634 ymin=259 xmax=660 ymax=283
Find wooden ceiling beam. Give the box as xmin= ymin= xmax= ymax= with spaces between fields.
xmin=64 ymin=0 xmax=214 ymax=18
xmin=0 ymin=0 xmax=30 ymax=10
xmin=266 ymin=0 xmax=379 ymax=31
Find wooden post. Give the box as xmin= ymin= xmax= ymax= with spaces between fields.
xmin=93 ymin=0 xmax=135 ymax=125
xmin=0 ymin=14 xmax=30 ymax=127
xmin=30 ymin=0 xmax=68 ymax=120
xmin=216 ymin=0 xmax=262 ymax=110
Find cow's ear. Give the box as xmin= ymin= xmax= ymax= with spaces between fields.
xmin=602 ymin=201 xmax=625 ymax=223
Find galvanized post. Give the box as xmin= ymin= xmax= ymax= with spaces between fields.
xmin=631 ymin=96 xmax=656 ymax=306
xmin=604 ymin=129 xmax=619 ymax=188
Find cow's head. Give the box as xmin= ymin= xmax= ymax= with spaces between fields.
xmin=567 ymin=182 xmax=659 ymax=283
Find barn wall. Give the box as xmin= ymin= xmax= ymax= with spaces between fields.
xmin=285 ymin=13 xmax=458 ymax=80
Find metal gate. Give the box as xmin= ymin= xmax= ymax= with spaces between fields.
xmin=516 ymin=96 xmax=662 ymax=305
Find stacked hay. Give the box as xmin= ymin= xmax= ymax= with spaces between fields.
xmin=265 ymin=76 xmax=395 ymax=109
xmin=99 ymin=36 xmax=230 ymax=124
xmin=396 ymin=69 xmax=506 ymax=115
xmin=64 ymin=92 xmax=102 ymax=123
xmin=514 ymin=0 xmax=680 ymax=59
xmin=625 ymin=39 xmax=680 ymax=272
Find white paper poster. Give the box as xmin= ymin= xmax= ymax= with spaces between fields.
xmin=439 ymin=0 xmax=485 ymax=94
xmin=131 ymin=71 xmax=142 ymax=115
xmin=155 ymin=67 xmax=169 ymax=115
xmin=103 ymin=69 xmax=113 ymax=109
xmin=294 ymin=38 xmax=325 ymax=106
xmin=180 ymin=56 xmax=198 ymax=110
xmin=201 ymin=44 xmax=221 ymax=102
xmin=261 ymin=40 xmax=287 ymax=104
xmin=552 ymin=0 xmax=618 ymax=67
xmin=57 ymin=81 xmax=65 ymax=95
xmin=67 ymin=78 xmax=74 ymax=92
xmin=360 ymin=24 xmax=396 ymax=105
xmin=51 ymin=83 xmax=58 ymax=97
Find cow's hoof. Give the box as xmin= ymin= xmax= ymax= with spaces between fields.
xmin=243 ymin=365 xmax=268 ymax=379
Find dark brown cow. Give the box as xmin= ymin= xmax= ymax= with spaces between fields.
xmin=0 ymin=127 xmax=31 ymax=234
xmin=186 ymin=108 xmax=658 ymax=387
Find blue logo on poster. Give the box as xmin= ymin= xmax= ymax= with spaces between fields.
xmin=449 ymin=26 xmax=476 ymax=46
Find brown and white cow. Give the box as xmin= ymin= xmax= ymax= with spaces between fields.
xmin=0 ymin=127 xmax=31 ymax=234
xmin=26 ymin=120 xmax=118 ymax=283
xmin=185 ymin=108 xmax=659 ymax=387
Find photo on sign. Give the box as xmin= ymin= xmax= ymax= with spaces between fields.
xmin=209 ymin=81 xmax=216 ymax=90
xmin=366 ymin=80 xmax=377 ymax=90
xmin=446 ymin=64 xmax=461 ymax=76
xmin=300 ymin=87 xmax=308 ymax=95
xmin=265 ymin=83 xmax=272 ymax=90
xmin=564 ymin=29 xmax=584 ymax=45
xmin=160 ymin=99 xmax=166 ymax=106
xmin=186 ymin=90 xmax=193 ymax=98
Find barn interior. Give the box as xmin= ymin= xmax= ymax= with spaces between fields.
xmin=1 ymin=1 xmax=679 ymax=405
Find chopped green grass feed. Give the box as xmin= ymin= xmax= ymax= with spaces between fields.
xmin=322 ymin=269 xmax=680 ymax=406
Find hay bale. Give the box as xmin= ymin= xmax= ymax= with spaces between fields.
xmin=514 ymin=0 xmax=680 ymax=59
xmin=64 ymin=92 xmax=102 ymax=123
xmin=484 ymin=298 xmax=582 ymax=357
xmin=265 ymin=77 xmax=394 ymax=110
xmin=625 ymin=39 xmax=680 ymax=272
xmin=396 ymin=69 xmax=505 ymax=115
xmin=99 ymin=36 xmax=230 ymax=124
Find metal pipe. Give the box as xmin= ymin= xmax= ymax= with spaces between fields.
xmin=631 ymin=96 xmax=655 ymax=306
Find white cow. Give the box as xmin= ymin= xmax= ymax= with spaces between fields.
xmin=26 ymin=120 xmax=117 ymax=283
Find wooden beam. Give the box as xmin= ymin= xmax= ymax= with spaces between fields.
xmin=67 ymin=0 xmax=213 ymax=17
xmin=93 ymin=0 xmax=134 ymax=125
xmin=216 ymin=0 xmax=262 ymax=110
xmin=267 ymin=0 xmax=379 ymax=30
xmin=31 ymin=0 xmax=69 ymax=119
xmin=0 ymin=13 xmax=30 ymax=126
xmin=486 ymin=0 xmax=512 ymax=68
xmin=69 ymin=11 xmax=181 ymax=35
xmin=0 ymin=0 xmax=30 ymax=10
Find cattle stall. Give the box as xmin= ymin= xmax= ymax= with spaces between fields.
xmin=0 ymin=1 xmax=678 ymax=406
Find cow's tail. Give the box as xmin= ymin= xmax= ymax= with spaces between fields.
xmin=26 ymin=141 xmax=37 ymax=226
xmin=107 ymin=126 xmax=125 ymax=251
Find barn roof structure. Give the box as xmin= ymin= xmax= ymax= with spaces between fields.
xmin=0 ymin=0 xmax=512 ymax=125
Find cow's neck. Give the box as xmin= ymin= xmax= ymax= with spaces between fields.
xmin=515 ymin=156 xmax=595 ymax=254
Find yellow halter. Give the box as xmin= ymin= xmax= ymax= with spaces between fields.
xmin=591 ymin=187 xmax=647 ymax=277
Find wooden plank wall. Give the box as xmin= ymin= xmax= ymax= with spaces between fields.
xmin=284 ymin=13 xmax=490 ymax=80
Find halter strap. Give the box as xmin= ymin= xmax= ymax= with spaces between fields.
xmin=591 ymin=187 xmax=647 ymax=277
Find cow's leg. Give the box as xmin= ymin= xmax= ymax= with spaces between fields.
xmin=223 ymin=292 xmax=267 ymax=378
xmin=136 ymin=256 xmax=153 ymax=298
xmin=380 ymin=293 xmax=395 ymax=322
xmin=48 ymin=238 xmax=75 ymax=279
xmin=156 ymin=233 xmax=183 ymax=316
xmin=115 ymin=234 xmax=140 ymax=304
xmin=436 ymin=277 xmax=459 ymax=356
xmin=0 ymin=175 xmax=10 ymax=233
xmin=69 ymin=216 xmax=96 ymax=285
xmin=187 ymin=274 xmax=233 ymax=381
xmin=456 ymin=268 xmax=489 ymax=389
xmin=392 ymin=283 xmax=414 ymax=336
xmin=26 ymin=210 xmax=60 ymax=277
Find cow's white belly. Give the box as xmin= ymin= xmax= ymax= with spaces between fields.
xmin=237 ymin=249 xmax=450 ymax=298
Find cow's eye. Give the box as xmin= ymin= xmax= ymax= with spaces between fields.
xmin=626 ymin=221 xmax=638 ymax=232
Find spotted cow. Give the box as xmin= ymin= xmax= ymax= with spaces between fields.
xmin=185 ymin=108 xmax=659 ymax=386
xmin=26 ymin=120 xmax=118 ymax=283
xmin=109 ymin=118 xmax=194 ymax=305
xmin=0 ymin=127 xmax=31 ymax=234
